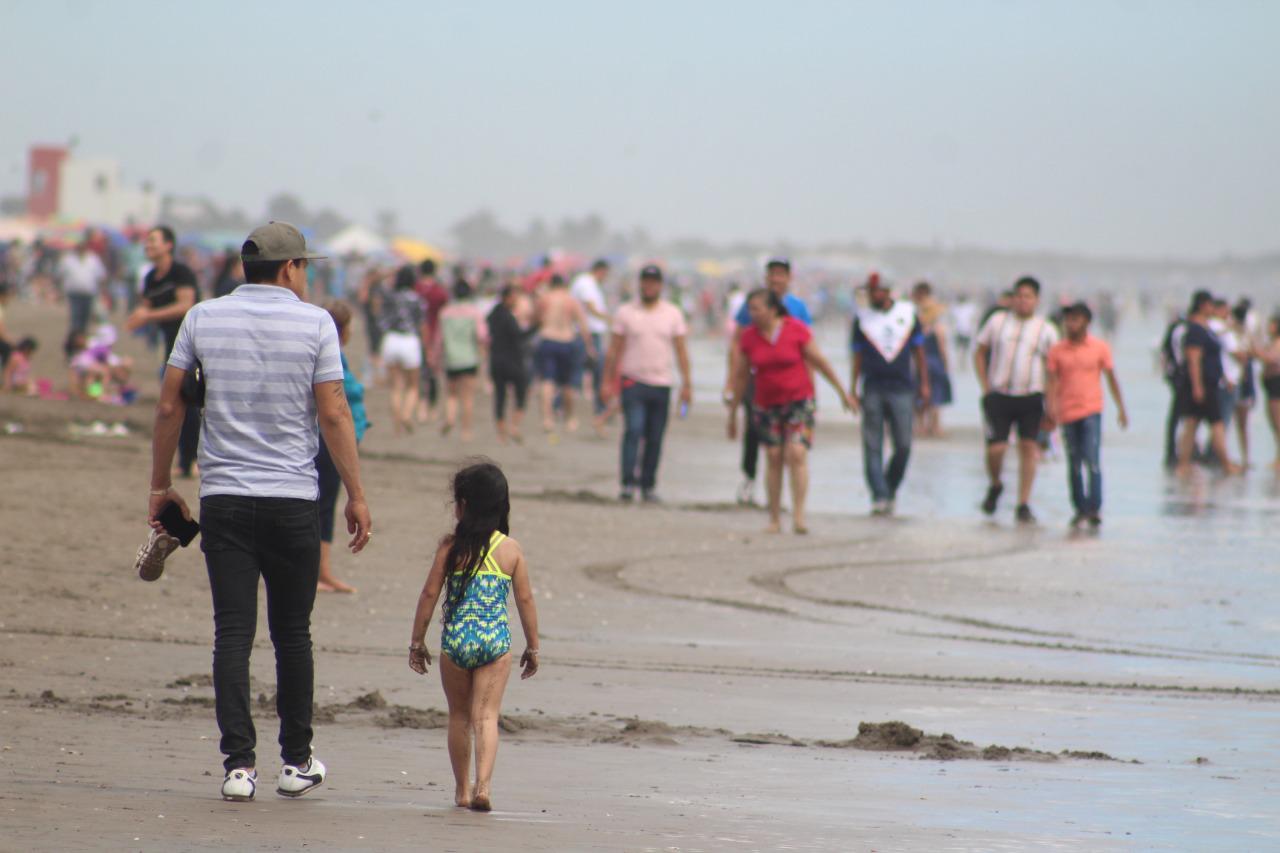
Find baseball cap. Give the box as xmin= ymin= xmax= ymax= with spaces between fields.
xmin=857 ymin=271 xmax=885 ymax=290
xmin=241 ymin=221 xmax=326 ymax=262
xmin=766 ymin=256 xmax=791 ymax=271
xmin=639 ymin=264 xmax=663 ymax=281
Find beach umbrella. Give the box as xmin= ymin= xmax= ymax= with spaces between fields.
xmin=391 ymin=237 xmax=444 ymax=264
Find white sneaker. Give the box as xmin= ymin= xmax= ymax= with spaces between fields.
xmin=736 ymin=478 xmax=757 ymax=505
xmin=276 ymin=756 xmax=325 ymax=798
xmin=135 ymin=528 xmax=180 ymax=582
xmin=221 ymin=768 xmax=257 ymax=802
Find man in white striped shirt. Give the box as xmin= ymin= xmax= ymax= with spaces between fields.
xmin=973 ymin=277 xmax=1060 ymax=523
xmin=148 ymin=221 xmax=372 ymax=802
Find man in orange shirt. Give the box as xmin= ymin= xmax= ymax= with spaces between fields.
xmin=1046 ymin=302 xmax=1129 ymax=529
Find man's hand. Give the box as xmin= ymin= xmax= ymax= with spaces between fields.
xmin=125 ymin=307 xmax=151 ymax=332
xmin=345 ymin=497 xmax=373 ymax=552
xmin=1118 ymin=409 xmax=1130 ymax=430
xmin=844 ymin=391 xmax=860 ymax=415
xmin=149 ymin=488 xmax=191 ymax=531
xmin=727 ymin=411 xmax=738 ymax=440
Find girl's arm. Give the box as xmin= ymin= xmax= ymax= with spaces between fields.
xmin=408 ymin=543 xmax=450 ymax=674
xmin=507 ymin=541 xmax=540 ymax=679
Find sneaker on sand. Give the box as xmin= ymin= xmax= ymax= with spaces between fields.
xmin=641 ymin=490 xmax=662 ymax=504
xmin=618 ymin=487 xmax=635 ymax=503
xmin=277 ymin=756 xmax=326 ymax=798
xmin=1015 ymin=504 xmax=1037 ymax=524
xmin=135 ymin=528 xmax=180 ymax=582
xmin=870 ymin=500 xmax=891 ymax=516
xmin=735 ymin=478 xmax=757 ymax=506
xmin=221 ymin=768 xmax=257 ymax=802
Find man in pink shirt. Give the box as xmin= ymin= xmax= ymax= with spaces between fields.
xmin=602 ymin=265 xmax=692 ymax=503
xmin=1046 ymin=302 xmax=1129 ymax=529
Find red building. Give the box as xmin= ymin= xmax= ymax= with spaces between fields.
xmin=28 ymin=145 xmax=68 ymax=219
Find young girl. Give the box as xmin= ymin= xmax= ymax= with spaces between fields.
xmin=408 ymin=462 xmax=539 ymax=812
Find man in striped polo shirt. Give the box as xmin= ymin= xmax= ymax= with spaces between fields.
xmin=148 ymin=221 xmax=373 ymax=802
xmin=973 ymin=276 xmax=1060 ymax=523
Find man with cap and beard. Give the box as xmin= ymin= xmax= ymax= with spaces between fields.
xmin=146 ymin=221 xmax=373 ymax=802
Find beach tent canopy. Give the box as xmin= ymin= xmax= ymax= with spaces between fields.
xmin=325 ymin=224 xmax=389 ymax=257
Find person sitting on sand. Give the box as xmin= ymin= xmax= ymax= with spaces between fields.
xmin=68 ymin=325 xmax=134 ymax=400
xmin=727 ymin=289 xmax=853 ymax=534
xmin=316 ymin=301 xmax=369 ymax=594
xmin=3 ymin=336 xmax=37 ymax=394
xmin=408 ymin=461 xmax=540 ymax=812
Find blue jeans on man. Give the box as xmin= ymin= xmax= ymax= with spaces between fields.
xmin=620 ymin=380 xmax=670 ymax=492
xmin=1061 ymin=413 xmax=1102 ymax=516
xmin=861 ymin=386 xmax=915 ymax=502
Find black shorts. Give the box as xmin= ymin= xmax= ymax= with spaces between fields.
xmin=982 ymin=392 xmax=1044 ymax=445
xmin=1177 ymin=387 xmax=1223 ymax=424
xmin=1265 ymin=375 xmax=1280 ymax=402
xmin=446 ymin=366 xmax=478 ymax=380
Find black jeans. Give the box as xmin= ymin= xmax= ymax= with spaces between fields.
xmin=620 ymin=380 xmax=671 ymax=490
xmin=200 ymin=495 xmax=321 ymax=772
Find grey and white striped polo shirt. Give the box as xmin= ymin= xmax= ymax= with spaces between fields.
xmin=168 ymin=284 xmax=343 ymax=500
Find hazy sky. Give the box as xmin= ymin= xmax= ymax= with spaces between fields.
xmin=4 ymin=0 xmax=1278 ymax=258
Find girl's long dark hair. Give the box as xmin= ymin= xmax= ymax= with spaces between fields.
xmin=747 ymin=287 xmax=789 ymax=318
xmin=442 ymin=461 xmax=511 ymax=610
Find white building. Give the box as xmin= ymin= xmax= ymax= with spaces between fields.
xmin=58 ymin=157 xmax=159 ymax=227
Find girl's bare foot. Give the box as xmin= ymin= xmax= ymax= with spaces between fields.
xmin=565 ymin=418 xmax=580 ymax=433
xmin=765 ymin=521 xmax=782 ymax=534
xmin=454 ymin=786 xmax=471 ymax=808
xmin=470 ymin=788 xmax=492 ymax=812
xmin=793 ymin=523 xmax=809 ymax=535
xmin=318 ymin=577 xmax=356 ymax=594
xmin=317 ymin=579 xmax=337 ymax=593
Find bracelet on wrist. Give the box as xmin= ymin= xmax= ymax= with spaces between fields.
xmin=150 ymin=486 xmax=172 ymax=496
xmin=526 ymin=649 xmax=539 ymax=656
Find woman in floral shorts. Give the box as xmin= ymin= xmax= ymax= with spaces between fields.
xmin=728 ymin=289 xmax=853 ymax=534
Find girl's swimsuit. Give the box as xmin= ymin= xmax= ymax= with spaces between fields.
xmin=441 ymin=532 xmax=512 ymax=670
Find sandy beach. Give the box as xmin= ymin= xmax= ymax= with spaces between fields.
xmin=2 ymin=298 xmax=1278 ymax=852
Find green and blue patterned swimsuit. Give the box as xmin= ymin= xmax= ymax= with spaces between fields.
xmin=441 ymin=532 xmax=512 ymax=670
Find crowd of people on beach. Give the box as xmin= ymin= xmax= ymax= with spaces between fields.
xmin=4 ymin=217 xmax=1271 ymax=812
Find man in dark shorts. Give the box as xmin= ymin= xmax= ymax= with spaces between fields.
xmin=127 ymin=225 xmax=201 ymax=477
xmin=1176 ymin=291 xmax=1242 ymax=475
xmin=973 ymin=277 xmax=1060 ymax=523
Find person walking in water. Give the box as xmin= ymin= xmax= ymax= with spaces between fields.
xmin=722 ymin=258 xmax=811 ymax=506
xmin=728 ymin=289 xmax=853 ymax=533
xmin=149 ymin=221 xmax=372 ymax=801
xmin=852 ymin=274 xmax=930 ymax=516
xmin=974 ymin=276 xmax=1060 ymax=523
xmin=1176 ymin=290 xmax=1242 ymax=475
xmin=487 ymin=284 xmax=536 ymax=443
xmin=602 ymin=265 xmax=692 ymax=503
xmin=534 ymin=274 xmax=594 ymax=435
xmin=1046 ymin=302 xmax=1128 ymax=529
xmin=408 ymin=462 xmax=539 ymax=813
xmin=438 ymin=278 xmax=489 ymax=442
xmin=378 ymin=266 xmax=425 ymax=435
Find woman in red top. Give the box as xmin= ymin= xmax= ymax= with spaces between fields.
xmin=728 ymin=289 xmax=853 ymax=534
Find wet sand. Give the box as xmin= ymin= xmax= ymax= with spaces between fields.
xmin=2 ymin=299 xmax=1279 ymax=851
